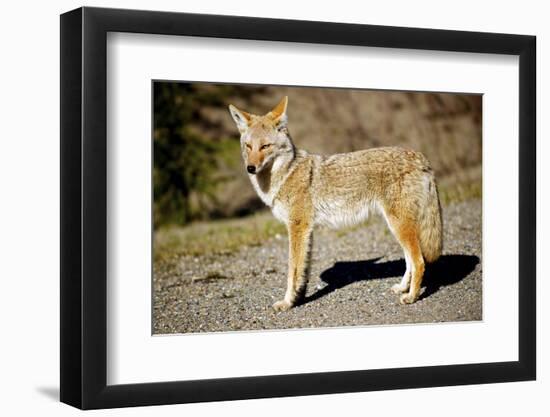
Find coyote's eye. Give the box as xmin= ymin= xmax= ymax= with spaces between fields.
xmin=260 ymin=144 xmax=272 ymax=150
xmin=245 ymin=143 xmax=252 ymax=150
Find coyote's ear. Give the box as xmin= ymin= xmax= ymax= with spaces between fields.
xmin=268 ymin=96 xmax=288 ymax=130
xmin=229 ymin=104 xmax=252 ymax=133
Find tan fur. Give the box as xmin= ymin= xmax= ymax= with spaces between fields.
xmin=229 ymin=97 xmax=443 ymax=310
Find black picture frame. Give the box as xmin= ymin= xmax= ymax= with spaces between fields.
xmin=60 ymin=6 xmax=536 ymax=410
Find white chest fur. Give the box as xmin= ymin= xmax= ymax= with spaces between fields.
xmin=247 ymin=154 xmax=297 ymax=225
xmin=249 ymin=175 xmax=274 ymax=206
xmin=248 ymin=174 xmax=289 ymax=223
xmin=271 ymin=200 xmax=289 ymax=223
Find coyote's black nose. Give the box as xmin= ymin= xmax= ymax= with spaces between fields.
xmin=247 ymin=165 xmax=256 ymax=174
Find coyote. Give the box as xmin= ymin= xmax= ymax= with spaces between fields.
xmin=229 ymin=96 xmax=442 ymax=311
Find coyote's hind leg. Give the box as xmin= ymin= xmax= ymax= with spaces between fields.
xmin=391 ymin=252 xmax=411 ymax=294
xmin=385 ymin=213 xmax=425 ymax=304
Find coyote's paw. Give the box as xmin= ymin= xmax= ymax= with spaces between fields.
xmin=391 ymin=283 xmax=408 ymax=294
xmin=272 ymin=299 xmax=292 ymax=312
xmin=399 ymin=293 xmax=418 ymax=305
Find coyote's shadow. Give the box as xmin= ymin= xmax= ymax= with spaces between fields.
xmin=301 ymin=254 xmax=480 ymax=306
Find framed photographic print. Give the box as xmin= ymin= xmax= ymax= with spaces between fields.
xmin=60 ymin=6 xmax=536 ymax=410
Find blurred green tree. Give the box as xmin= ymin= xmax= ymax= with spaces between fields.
xmin=153 ymin=82 xmax=263 ymax=228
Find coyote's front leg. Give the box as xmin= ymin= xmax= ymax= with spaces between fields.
xmin=273 ymin=216 xmax=313 ymax=312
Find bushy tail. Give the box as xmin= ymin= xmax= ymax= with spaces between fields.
xmin=419 ymin=174 xmax=443 ymax=263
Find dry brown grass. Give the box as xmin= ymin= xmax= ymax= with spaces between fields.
xmin=154 ymin=211 xmax=286 ymax=262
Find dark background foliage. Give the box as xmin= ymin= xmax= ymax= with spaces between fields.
xmin=153 ymin=82 xmax=265 ymax=226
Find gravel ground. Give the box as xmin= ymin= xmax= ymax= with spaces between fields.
xmin=153 ymin=199 xmax=482 ymax=334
